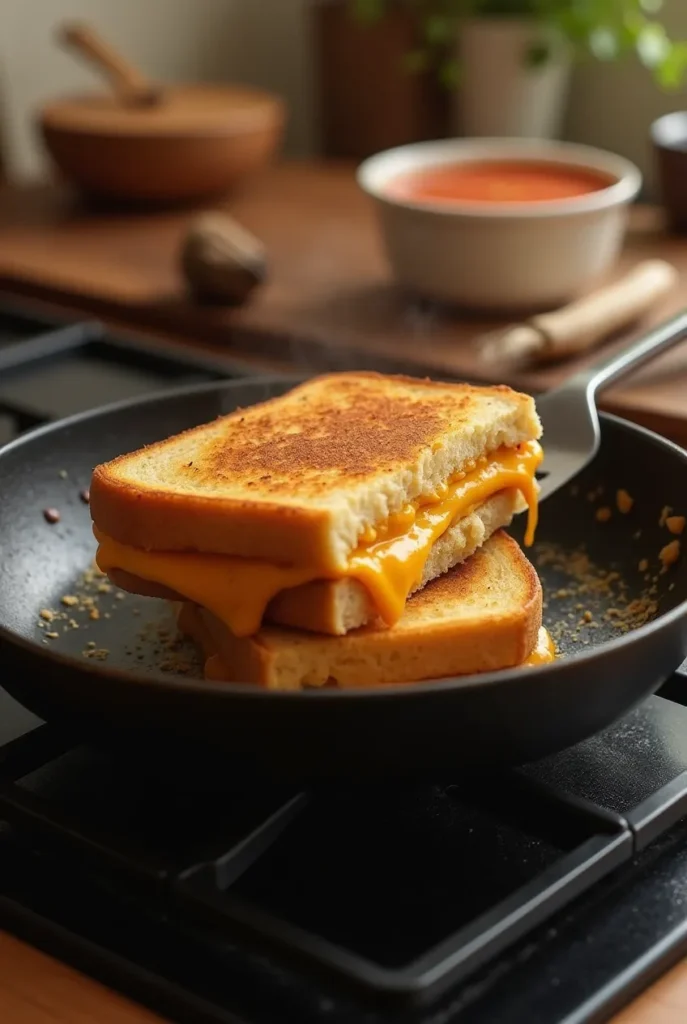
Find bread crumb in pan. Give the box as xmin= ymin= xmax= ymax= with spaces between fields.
xmin=595 ymin=506 xmax=612 ymax=523
xmin=84 ymin=648 xmax=110 ymax=661
xmin=616 ymin=489 xmax=634 ymax=514
xmin=659 ymin=540 xmax=681 ymax=570
xmin=659 ymin=506 xmax=673 ymax=528
xmin=536 ymin=542 xmax=660 ymax=651
xmin=638 ymin=559 xmax=649 ymax=572
xmin=666 ymin=516 xmax=685 ymax=536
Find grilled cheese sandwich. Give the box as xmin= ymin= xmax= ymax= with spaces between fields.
xmin=91 ymin=373 xmax=543 ymax=637
xmin=175 ymin=530 xmax=553 ymax=689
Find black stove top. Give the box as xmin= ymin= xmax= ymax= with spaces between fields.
xmin=1 ymin=296 xmax=687 ymax=1024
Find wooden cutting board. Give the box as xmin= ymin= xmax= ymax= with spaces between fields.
xmin=0 ymin=162 xmax=686 ymax=443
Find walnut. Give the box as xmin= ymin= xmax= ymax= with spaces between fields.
xmin=180 ymin=212 xmax=267 ymax=305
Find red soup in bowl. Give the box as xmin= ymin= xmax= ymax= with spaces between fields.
xmin=385 ymin=160 xmax=617 ymax=207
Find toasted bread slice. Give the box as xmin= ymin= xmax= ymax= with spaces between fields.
xmin=177 ymin=531 xmax=543 ymax=689
xmin=91 ymin=372 xmax=541 ymax=567
xmin=109 ymin=489 xmax=522 ymax=635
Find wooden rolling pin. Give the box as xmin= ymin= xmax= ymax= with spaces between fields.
xmin=478 ymin=259 xmax=679 ymax=367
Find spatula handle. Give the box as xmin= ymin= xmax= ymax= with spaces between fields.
xmin=571 ymin=309 xmax=687 ymax=396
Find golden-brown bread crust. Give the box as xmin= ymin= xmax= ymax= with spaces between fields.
xmin=178 ymin=531 xmax=543 ymax=689
xmin=90 ymin=371 xmax=541 ymax=564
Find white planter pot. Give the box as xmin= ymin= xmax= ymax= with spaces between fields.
xmin=455 ymin=19 xmax=571 ymax=139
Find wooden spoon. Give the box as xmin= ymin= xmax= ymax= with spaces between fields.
xmin=58 ymin=22 xmax=161 ymax=107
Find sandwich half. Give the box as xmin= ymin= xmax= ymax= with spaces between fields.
xmin=177 ymin=530 xmax=553 ymax=689
xmin=91 ymin=372 xmax=543 ymax=637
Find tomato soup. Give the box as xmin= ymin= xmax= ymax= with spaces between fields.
xmin=385 ymin=160 xmax=616 ymax=206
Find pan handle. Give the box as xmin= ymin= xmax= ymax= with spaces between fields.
xmin=564 ymin=309 xmax=687 ymax=397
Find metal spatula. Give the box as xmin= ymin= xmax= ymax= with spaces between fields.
xmin=535 ymin=311 xmax=687 ymax=502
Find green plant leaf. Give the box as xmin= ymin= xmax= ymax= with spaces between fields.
xmin=639 ymin=0 xmax=664 ymax=13
xmin=636 ymin=23 xmax=670 ymax=67
xmin=349 ymin=0 xmax=388 ymax=24
xmin=402 ymin=48 xmax=430 ymax=74
xmin=589 ymin=26 xmax=619 ymax=61
xmin=347 ymin=0 xmax=687 ymax=92
xmin=424 ymin=14 xmax=453 ymax=46
xmin=656 ymin=41 xmax=687 ymax=89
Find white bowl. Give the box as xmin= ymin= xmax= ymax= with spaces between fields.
xmin=357 ymin=138 xmax=642 ymax=311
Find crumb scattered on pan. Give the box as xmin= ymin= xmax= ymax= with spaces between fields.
xmin=666 ymin=516 xmax=685 ymax=536
xmin=84 ymin=647 xmax=110 ymax=661
xmin=43 ymin=508 xmax=60 ymax=524
xmin=659 ymin=505 xmax=673 ymax=528
xmin=58 ymin=469 xmax=68 ymax=480
xmin=595 ymin=506 xmax=612 ymax=523
xmin=128 ymin=615 xmax=201 ymax=676
xmin=35 ymin=560 xmax=111 ymax=635
xmin=616 ymin=489 xmax=634 ymax=514
xmin=633 ymin=530 xmax=642 ymax=540
xmin=536 ymin=542 xmax=660 ymax=651
xmin=80 ymin=488 xmax=90 ymax=504
xmin=659 ymin=540 xmax=681 ymax=570
xmin=37 ymin=557 xmax=202 ymax=678
xmin=638 ymin=558 xmax=649 ymax=572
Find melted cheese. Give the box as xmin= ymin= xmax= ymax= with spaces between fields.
xmin=346 ymin=440 xmax=541 ymax=624
xmin=95 ymin=440 xmax=542 ymax=637
xmin=522 ymin=628 xmax=556 ymax=667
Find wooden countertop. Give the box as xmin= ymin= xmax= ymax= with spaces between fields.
xmin=1 ymin=928 xmax=686 ymax=1023
xmin=0 ymin=163 xmax=686 ymax=443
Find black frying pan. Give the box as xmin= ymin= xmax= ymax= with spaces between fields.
xmin=0 ymin=357 xmax=686 ymax=779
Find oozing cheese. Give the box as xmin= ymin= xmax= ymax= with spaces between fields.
xmin=522 ymin=628 xmax=556 ymax=667
xmin=95 ymin=440 xmax=542 ymax=637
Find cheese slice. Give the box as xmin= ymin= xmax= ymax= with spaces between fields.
xmin=95 ymin=440 xmax=542 ymax=637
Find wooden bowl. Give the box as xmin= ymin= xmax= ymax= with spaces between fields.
xmin=39 ymin=84 xmax=286 ymax=206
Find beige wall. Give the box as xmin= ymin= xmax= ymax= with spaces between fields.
xmin=2 ymin=0 xmax=687 ymax=192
